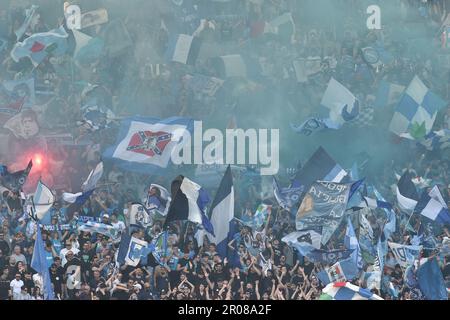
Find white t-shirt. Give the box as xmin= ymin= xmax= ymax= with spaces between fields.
xmin=10 ymin=279 xmax=24 ymax=297
xmin=112 ymin=221 xmax=126 ymax=233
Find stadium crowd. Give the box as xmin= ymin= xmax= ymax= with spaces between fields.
xmin=0 ymin=0 xmax=449 ymax=300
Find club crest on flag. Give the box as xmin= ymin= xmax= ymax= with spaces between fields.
xmin=126 ymin=131 xmax=173 ymax=157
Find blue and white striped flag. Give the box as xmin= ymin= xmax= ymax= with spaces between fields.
xmin=207 ymin=166 xmax=234 ymax=258
xmin=357 ymin=196 xmax=393 ymax=211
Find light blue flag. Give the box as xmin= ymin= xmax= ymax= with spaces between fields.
xmin=350 ymin=163 xmax=359 ymax=181
xmin=373 ymin=187 xmax=396 ymax=238
xmin=417 ymin=257 xmax=448 ymax=300
xmin=345 ymin=218 xmax=363 ymax=269
xmin=31 ymin=227 xmax=54 ymax=300
xmin=10 ymin=25 xmax=69 ymax=67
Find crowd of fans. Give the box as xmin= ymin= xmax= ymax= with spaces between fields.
xmin=0 ymin=0 xmax=449 ymax=300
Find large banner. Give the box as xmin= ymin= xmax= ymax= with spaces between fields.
xmin=296 ymin=181 xmax=351 ymax=244
xmin=388 ymin=242 xmax=422 ymax=269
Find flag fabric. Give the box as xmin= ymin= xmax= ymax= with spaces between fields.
xmin=294 ymin=147 xmax=347 ymax=190
xmin=0 ymin=97 xmax=24 ymax=125
xmin=372 ymin=187 xmax=396 ymax=238
xmin=206 ymin=165 xmax=234 ymax=258
xmin=3 ymin=110 xmax=40 ymax=139
xmin=15 ymin=5 xmax=39 ymax=40
xmin=320 ymin=78 xmax=360 ymax=129
xmin=0 ymin=160 xmax=32 ymax=192
xmin=128 ymin=203 xmax=153 ymax=229
xmin=357 ymin=196 xmax=393 ymax=211
xmin=165 ymin=34 xmax=201 ymax=65
xmin=321 ymin=282 xmax=383 ymax=300
xmin=103 ymin=117 xmax=193 ymax=173
xmin=72 ymin=30 xmax=104 ymax=67
xmin=80 ymin=8 xmax=109 ymax=29
xmin=246 ymin=203 xmax=272 ymax=229
xmin=318 ymin=258 xmax=360 ymax=285
xmin=164 ymin=176 xmax=212 ymax=232
xmin=183 ymin=74 xmax=224 ymax=97
xmin=63 ymin=189 xmax=94 ymax=205
xmin=32 ymin=180 xmax=54 ymax=221
xmin=290 ymin=118 xmax=327 ymax=136
xmin=417 ymin=257 xmax=448 ymax=300
xmin=272 ymin=177 xmax=303 ymax=211
xmin=2 ymin=78 xmax=36 ymax=108
xmin=389 ymin=76 xmax=447 ymax=139
xmin=415 ymin=186 xmax=450 ymax=224
xmin=281 ymin=227 xmax=322 ymax=249
xmin=388 ymin=242 xmax=422 ymax=268
xmin=292 ymin=57 xmax=322 ymax=83
xmin=78 ymin=221 xmax=120 ymax=242
xmin=10 ymin=25 xmax=69 ymax=67
xmin=296 ymin=181 xmax=351 ymax=244
xmin=81 ymin=162 xmax=103 ymax=192
xmin=31 ymin=227 xmax=54 ymax=300
xmin=80 ymin=104 xmax=115 ymax=132
xmin=145 ymin=184 xmax=171 ymax=216
xmin=151 ymin=231 xmax=169 ymax=265
xmin=378 ymin=229 xmax=388 ymax=267
xmin=64 ymin=189 xmax=95 ymax=221
xmin=117 ymin=234 xmax=151 ymax=267
xmin=359 ymin=208 xmax=374 ymax=240
xmin=295 ymin=247 xmax=355 ymax=264
xmin=396 ymin=171 xmax=419 ymax=212
xmin=419 ymin=129 xmax=450 ymax=151
xmin=358 ymin=209 xmax=376 ymax=261
xmin=345 ymin=218 xmax=363 ymax=269
xmin=361 ymin=47 xmax=383 ymax=70
xmin=373 ymin=80 xmax=405 ymax=109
